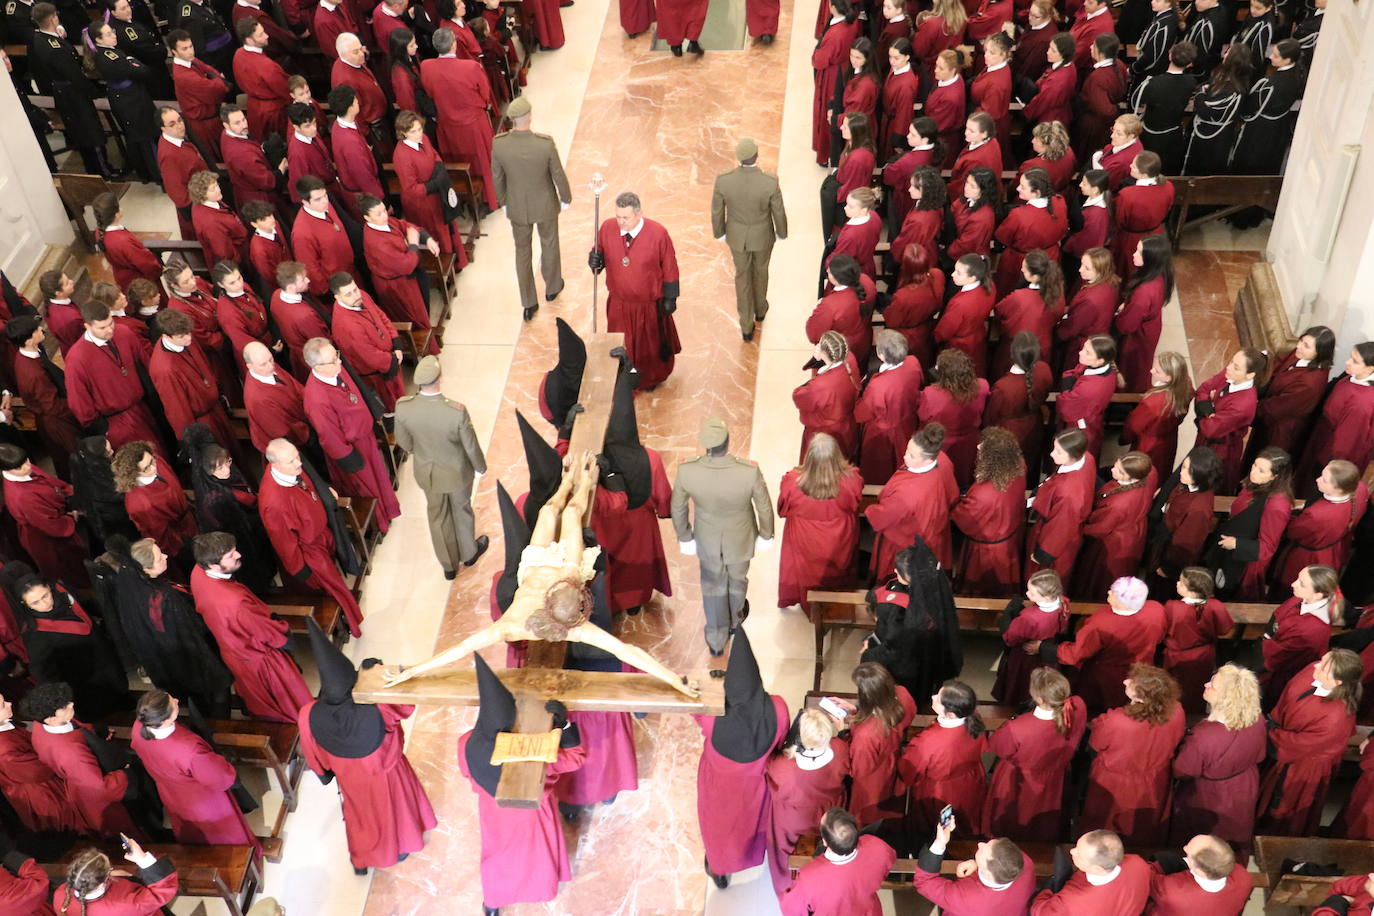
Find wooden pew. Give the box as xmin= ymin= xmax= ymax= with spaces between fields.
xmin=51 ymin=173 xmax=131 ymax=250
xmin=42 ymin=841 xmax=261 ymax=916
xmin=1168 ymin=175 xmax=1284 ymax=248
xmin=1254 ymin=836 xmax=1374 ymax=907
xmin=264 ymin=590 xmax=347 ymax=643
xmin=144 ymin=238 xmax=212 ymax=276
xmin=381 ymin=163 xmax=485 ymax=255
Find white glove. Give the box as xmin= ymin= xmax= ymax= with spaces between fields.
xmin=1090 ymin=150 xmax=1104 ymax=170
xmin=715 ymin=235 xmax=726 ymax=242
xmin=679 ymin=539 xmax=697 ymax=556
xmin=560 ymin=201 xmax=570 ymax=211
xmin=473 ymin=470 xmax=484 ymax=479
xmin=755 ymin=536 xmax=773 ymax=552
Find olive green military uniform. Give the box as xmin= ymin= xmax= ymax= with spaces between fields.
xmin=490 ymin=123 xmax=573 ymax=312
xmin=710 ymin=151 xmax=788 ymax=337
xmin=394 ymin=390 xmax=487 ymax=573
xmin=671 ymin=434 xmax=775 ymax=654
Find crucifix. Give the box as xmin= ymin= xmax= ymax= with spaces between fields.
xmin=353 ymin=330 xmax=723 ymax=807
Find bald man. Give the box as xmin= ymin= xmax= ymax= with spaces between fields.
xmin=1145 ymin=835 xmax=1253 ymax=915
xmin=1031 ymin=830 xmax=1150 ymax=915
xmin=242 ymin=341 xmax=311 ymax=453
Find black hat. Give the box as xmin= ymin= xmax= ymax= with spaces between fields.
xmin=542 ymin=318 xmax=586 ymax=429
xmin=306 ymin=618 xmax=385 ymax=758
xmin=518 ymin=410 xmax=561 ymax=529
xmin=494 ymin=481 xmax=529 ymax=614
xmin=709 ymin=629 xmax=778 ymax=763
xmin=465 ymin=653 xmax=517 ymax=796
xmin=601 ymin=365 xmax=652 ymax=510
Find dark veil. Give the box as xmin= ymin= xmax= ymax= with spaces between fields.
xmin=861 ymin=536 xmax=962 ymax=700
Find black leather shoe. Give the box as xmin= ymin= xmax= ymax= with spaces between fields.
xmin=671 ymin=43 xmax=683 ymax=56
xmin=483 ymin=907 xmax=500 ymax=916
xmin=544 ymin=282 xmax=564 ymax=301
xmin=738 ymin=599 xmax=751 ymax=623
xmin=742 ymin=329 xmax=754 ymax=342
xmin=464 ymin=536 xmax=490 ymax=567
xmin=625 ymin=605 xmax=641 ymax=616
xmin=354 ymin=867 xmax=369 ymax=876
xmin=443 ymin=569 xmax=457 ymax=581
xmin=523 ymin=304 xmax=538 ymax=321
xmin=759 ymin=33 xmax=773 ymax=44
xmin=687 ymin=40 xmax=704 ymax=55
xmin=705 ymin=857 xmax=729 ymax=888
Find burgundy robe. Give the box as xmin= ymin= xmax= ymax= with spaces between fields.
xmin=1115 ymin=275 xmax=1166 ymax=392
xmin=101 ymin=227 xmax=162 ymax=291
xmin=331 ymin=59 xmax=388 ymax=132
xmin=992 ymin=289 xmax=1063 ymax=378
xmin=777 ymin=467 xmax=862 ymax=610
xmin=191 ymin=202 xmax=249 ymax=268
xmin=1074 ymin=480 xmax=1154 ymax=599
xmin=1056 ymin=364 xmax=1118 ymax=455
xmin=172 ymin=58 xmax=231 ymax=158
xmin=44 ymin=301 xmax=84 ymax=356
xmin=313 ymin=1 xmax=358 ymax=59
xmin=552 ymin=707 xmax=639 ymax=807
xmin=983 ymin=698 xmax=1086 ymax=839
xmin=1260 ymin=597 xmax=1331 ymax=709
xmin=268 ymin=290 xmax=331 ymax=377
xmin=949 ymin=198 xmax=997 ymax=261
xmin=781 ymin=835 xmax=896 ymax=916
xmin=1056 ymin=282 xmax=1117 ymax=374
xmin=1155 ymin=485 xmax=1216 ymax=576
xmin=1273 ymin=489 xmax=1367 ymax=592
xmin=1161 ymin=597 xmax=1233 ymax=712
xmin=47 ymin=864 xmax=178 ymax=913
xmin=1113 ymin=182 xmax=1175 ymax=279
xmin=1248 ymin=348 xmax=1329 ymax=460
xmin=1080 ymin=703 xmax=1186 ymax=845
xmin=898 ymin=722 xmax=987 ymax=839
xmin=855 ymin=356 xmax=922 ymax=485
xmin=993 ymin=200 xmax=1067 ymax=295
xmin=1170 ymin=718 xmax=1266 ymax=847
xmin=865 ymin=457 xmax=959 ymax=579
xmin=588 ymin=447 xmax=673 ymax=613
xmin=919 ymin=383 xmax=990 ymax=490
xmin=331 ymin=294 xmax=405 ymax=410
xmin=419 ymin=56 xmax=498 ymax=210
xmin=992 ymin=598 xmax=1069 ymax=705
xmin=1063 ymin=202 xmax=1110 ymax=262
xmin=148 ymin=339 xmax=235 ymax=447
xmin=168 ymin=282 xmax=239 ymax=398
xmin=807 ymin=282 xmax=874 ymax=370
xmin=924 ymin=77 xmax=966 ymax=162
xmin=1257 ymin=662 xmax=1356 ymax=836
xmin=794 ymin=359 xmax=861 ymax=461
xmin=4 ymin=468 xmax=87 ymax=587
xmin=243 ymin=368 xmax=310 ymax=452
xmin=216 ymin=288 xmax=272 ymax=368
xmin=12 ymin=351 xmax=78 ymax=470
xmin=811 ymin=19 xmax=859 ymax=165
xmin=597 ymin=217 xmax=681 ymax=390
xmin=619 ymin=0 xmax=654 ymax=34
xmin=1195 ymin=371 xmax=1259 ymax=493
xmin=1057 ymin=601 xmax=1167 ymax=714
xmin=1337 ymin=738 xmax=1374 ymax=840
xmin=125 ymin=456 xmax=197 ymax=558
xmin=879 ymin=68 xmax=918 ymax=162
xmin=913 ymin=848 xmax=1036 ymax=916
xmin=30 ymin=722 xmax=137 ymax=836
xmin=0 ymin=725 xmax=84 ymax=833
xmin=361 ymin=220 xmax=439 ymax=352
xmin=954 ymin=476 xmax=1027 ymax=599
xmin=222 ymin=131 xmax=281 ymax=209
xmin=883 ymin=270 xmax=944 ymax=367
xmin=249 ymin=231 xmax=293 ymax=293
xmin=392 ymin=135 xmax=468 ymax=261
xmin=63 ymin=329 xmax=164 ymax=456
xmin=258 ymin=467 xmax=365 ymax=633
xmin=1122 ymin=389 xmax=1184 ymax=478
xmin=302 ymin=372 xmax=401 ymax=532
xmin=934 ymin=285 xmax=995 ymax=379
xmin=1227 ymin=487 xmax=1292 ymax=601
xmin=291 ymin=205 xmax=357 ymax=298
xmin=948 ymin=139 xmax=1004 ymax=204
xmin=1146 ymin=862 xmax=1253 ymax=916
xmin=1299 ymin=376 xmax=1374 ymax=496
xmin=1030 ymin=853 xmax=1151 ymax=915
xmin=158 ymin=135 xmax=209 ymax=237
xmin=1026 ymin=460 xmax=1096 ymax=580
xmin=766 ymin=738 xmax=850 ymax=887
xmin=0 ymin=854 xmax=51 ymax=914
xmin=986 ymin=364 xmax=1053 ymax=465
xmin=232 ymin=47 xmax=291 ymax=141
xmin=695 ymin=694 xmax=788 ymax=875
xmin=1313 ymin=876 xmax=1374 ymax=916
xmin=847 ymin=686 xmax=916 ymax=822
xmin=287 ymin=131 xmax=343 ymax=206
xmin=189 ymin=565 xmax=313 ymax=722
xmin=331 ymin=120 xmax=385 ymax=203
xmin=131 ymin=723 xmax=258 ymax=846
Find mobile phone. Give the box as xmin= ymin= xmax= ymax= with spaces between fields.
xmin=119 ymin=833 xmax=130 ymax=853
xmin=939 ymin=805 xmax=955 ymax=828
xmin=819 ymin=696 xmax=848 ymax=721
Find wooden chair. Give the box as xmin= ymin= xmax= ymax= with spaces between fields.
xmin=265 ymin=591 xmax=347 ymax=644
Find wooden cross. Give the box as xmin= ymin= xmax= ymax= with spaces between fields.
xmin=353 ymin=331 xmax=724 ymax=807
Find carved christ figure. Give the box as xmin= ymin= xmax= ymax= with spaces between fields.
xmin=385 ymin=451 xmax=700 ymax=697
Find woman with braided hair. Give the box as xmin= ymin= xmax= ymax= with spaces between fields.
xmin=984 ymin=331 xmax=1053 ymax=465
xmin=52 ymin=843 xmax=178 ymax=915
xmin=794 ymin=331 xmax=861 ymax=462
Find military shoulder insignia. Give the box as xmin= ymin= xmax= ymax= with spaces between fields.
xmin=181 ymin=4 xmax=191 ymax=15
xmin=104 ymin=49 xmax=119 ymax=58
xmin=125 ymin=26 xmax=138 ymax=39
xmin=48 ymin=37 xmax=60 ymax=47
xmin=4 ymin=3 xmax=16 ymax=15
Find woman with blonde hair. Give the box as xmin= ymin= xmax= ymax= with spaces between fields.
xmin=1073 ymin=451 xmax=1156 ymax=598
xmin=1171 ymin=663 xmax=1266 ymax=847
xmin=776 ymin=433 xmax=864 ymax=612
xmin=992 ymin=570 xmax=1069 ymax=704
xmin=919 ymin=348 xmax=990 ymax=489
xmin=912 ymin=0 xmax=967 ymax=92
xmin=823 ymin=185 xmax=882 ymax=288
xmin=765 ymin=708 xmax=850 ymax=889
xmin=1056 ymin=246 xmax=1118 ymax=374
xmin=953 ymin=427 xmax=1027 ymax=598
xmin=984 ymin=667 xmax=1086 ymax=838
xmin=1012 ymin=0 xmax=1060 ymax=83
xmin=1019 ymin=120 xmax=1076 ymax=192
xmin=794 ymin=331 xmax=860 ymax=461
xmin=1259 ymin=564 xmax=1340 ymax=710
xmin=1123 ymin=351 xmax=1193 ymax=475
xmin=837 ymin=661 xmax=916 ymax=822
xmin=924 ymin=48 xmax=968 ymax=164
xmin=1081 ymin=663 xmax=1186 ymax=845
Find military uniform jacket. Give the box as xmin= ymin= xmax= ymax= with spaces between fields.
xmin=710 ymin=165 xmax=788 ymax=252
xmin=671 ymin=453 xmax=775 ymax=564
xmin=489 ymin=129 xmax=572 ymax=225
xmin=176 ymin=0 xmax=233 ymax=59
xmin=27 ymin=30 xmax=106 ymax=147
xmin=113 ymin=18 xmax=173 ymax=93
xmin=3 ymin=0 xmax=36 ymax=47
xmin=393 ymin=392 xmax=487 ymax=492
xmin=93 ymin=46 xmax=159 ymax=142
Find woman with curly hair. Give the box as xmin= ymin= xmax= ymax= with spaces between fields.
xmin=776 ymin=433 xmax=864 ymax=612
xmin=794 ymin=331 xmax=861 ymax=462
xmin=919 ymin=349 xmax=989 ymax=489
xmin=187 ymin=170 xmax=249 ymax=268
xmin=112 ymin=440 xmax=198 ymax=567
xmin=985 ymin=331 xmax=1053 ymax=465
xmin=1081 ymin=663 xmax=1185 ymax=845
xmin=947 ymin=165 xmax=1001 ymax=263
xmin=890 ymin=166 xmax=947 ymax=277
xmin=953 ymin=427 xmax=1027 ymax=596
xmin=1018 ymin=120 xmax=1077 ymax=194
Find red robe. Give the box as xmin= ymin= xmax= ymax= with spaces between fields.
xmin=331 ymin=120 xmax=385 ymax=203
xmin=883 ymin=270 xmax=944 ymax=367
xmin=1337 ymin=738 xmax=1374 ymax=839
xmin=243 ymin=368 xmax=310 ymax=452
xmin=934 ymin=286 xmax=996 ymax=378
xmin=1156 ymin=485 xmax=1216 ymax=575
xmin=1023 ymin=62 xmax=1077 ymax=128
xmin=0 ymin=725 xmax=84 ymax=833
xmin=1057 ymin=602 xmax=1167 ymax=714
xmin=1250 ymin=350 xmax=1329 ymax=457
xmin=258 ymin=467 xmax=365 ymax=634
xmin=287 ymin=131 xmax=343 ymax=205
xmin=827 ymin=211 xmax=882 ymax=278
xmin=924 ymin=77 xmax=966 ymax=163
xmin=879 ymin=67 xmax=919 ymax=161
xmin=1161 ymin=597 xmax=1233 ymax=712
xmin=983 ymin=698 xmax=1086 ymax=838
xmin=913 ymin=848 xmax=1036 ymax=916
xmin=231 ymin=3 xmax=298 ymax=59
xmin=167 ymin=281 xmax=239 ymax=397
xmin=993 ymin=290 xmax=1063 ymax=378
xmin=948 ymin=139 xmax=1003 ymax=204
xmin=837 ymin=81 xmax=879 ymax=149
xmin=158 ymin=136 xmax=209 ymax=223
xmin=777 ymin=467 xmax=862 ymax=610
xmin=984 ymin=363 xmax=1053 ymax=465
xmin=1260 ymin=597 xmax=1332 ymax=709
xmin=590 ymin=448 xmax=673 ymax=613
xmin=794 ymin=359 xmax=860 ymax=461
xmin=1115 ymin=275 xmax=1166 ymax=392
xmin=919 ymin=383 xmax=990 ymax=490
xmin=1300 ymin=376 xmax=1374 ymax=492
xmin=233 ymin=47 xmax=291 ymax=141
xmin=299 ymin=702 xmax=436 ymax=868
xmin=216 ymin=289 xmax=272 ymax=368
xmin=847 ymin=686 xmax=916 ymax=822
xmin=1071 ymin=7 xmax=1116 ymax=69
xmin=1075 ymin=61 xmax=1129 ymax=158
xmin=1056 ymin=364 xmax=1117 ymax=457
xmin=766 ymin=738 xmax=850 ymax=885
xmin=1030 ymin=853 xmax=1151 ymax=915
xmin=189 ymin=565 xmax=313 ymax=722
xmin=392 ymin=135 xmax=468 ymax=261
xmin=1056 ymin=282 xmax=1117 ymax=374
xmin=1257 ymin=662 xmax=1356 ymax=835
xmin=0 ymin=855 xmax=52 ymax=914
xmin=268 ymin=290 xmax=331 ymax=377
xmin=332 ymin=295 xmax=405 ymax=410
xmin=1064 ymin=202 xmax=1110 ymax=262
xmin=808 ymin=279 xmax=874 ymax=369
xmin=48 ymin=867 xmax=177 ymax=913
xmin=1113 ymin=182 xmax=1175 ymax=279
xmin=1170 ymin=718 xmax=1266 ymax=847
xmin=1226 ymin=487 xmax=1292 ymax=601
xmin=101 ymin=227 xmax=162 ymax=291
xmin=1080 ymin=703 xmax=1186 ymax=845
xmin=955 ymin=481 xmax=1028 ymax=601
xmin=526 ymin=0 xmax=566 ymax=48
xmin=597 ymin=217 xmax=681 ymax=390
xmin=302 ymin=372 xmax=401 ymax=531
xmin=191 ymin=202 xmax=249 ymax=268
xmin=811 ymin=18 xmax=859 ymax=165
xmin=172 ymin=58 xmax=231 ymax=158
xmin=1074 ymin=479 xmax=1154 ymax=599
xmin=362 ymin=219 xmax=440 ymax=344
xmin=1195 ymin=372 xmax=1259 ymax=493
xmin=1313 ymin=877 xmax=1374 ymax=916
xmin=780 ymin=835 xmax=896 ymax=916
xmin=149 ymin=339 xmax=235 ymax=447
xmin=292 ymin=204 xmax=357 ymax=298
xmin=619 ymin=0 xmax=655 ymax=35
xmin=130 ymin=723 xmax=257 ymax=847
xmin=695 ymin=695 xmax=789 ymax=876
xmin=1019 ymin=151 xmax=1079 ymax=194
xmin=44 ymin=301 xmax=85 ymax=356
xmin=1122 ymin=389 xmax=1184 ymax=477
xmin=4 ymin=468 xmax=87 ymax=587
xmin=29 ymin=722 xmax=136 ymax=836
xmin=419 ymin=56 xmax=498 ymax=210
xmin=248 ymin=231 xmax=292 ymax=293
xmin=890 ymin=208 xmax=943 ymax=283
xmin=866 ymin=457 xmax=959 ymax=578
xmin=125 ymin=456 xmax=197 ymax=558
xmin=224 ymin=128 xmax=285 ymax=209
xmin=854 ymin=356 xmax=923 ymax=485
xmin=1096 ymin=138 xmax=1143 ymax=192
xmin=969 ymin=65 xmax=1012 ymax=156
xmin=1027 ymin=459 xmax=1096 ymax=579
xmin=898 ymin=722 xmax=987 ymax=839
xmin=1145 ymin=862 xmax=1253 ymax=916
xmin=330 ymin=59 xmax=388 ymax=132
xmin=657 ymin=0 xmax=708 ymax=42
xmin=552 ymin=705 xmax=639 ymax=807
xmin=949 ymin=198 xmax=997 ymax=261
xmin=993 ymin=199 xmax=1067 ymax=294
xmin=1012 ymin=22 xmax=1054 ymax=83
xmin=64 ymin=328 xmax=165 ymax=456
xmin=313 ymin=1 xmax=358 ymax=59
xmin=1274 ymin=489 xmax=1367 ymax=591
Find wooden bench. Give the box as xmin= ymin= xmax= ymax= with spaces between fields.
xmin=264 ymin=590 xmax=347 ymax=643
xmin=51 ymin=173 xmax=131 ymax=250
xmin=1168 ymin=175 xmax=1284 ymax=248
xmin=381 ymin=162 xmax=485 ymax=255
xmin=42 ymin=841 xmax=261 ymax=916
xmin=1254 ymin=836 xmax=1374 ymax=907
xmin=144 ymin=238 xmax=212 ymax=277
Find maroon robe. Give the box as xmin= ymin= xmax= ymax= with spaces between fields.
xmin=1080 ymin=703 xmax=1185 ymax=845
xmin=552 ymin=707 xmax=638 ymax=807
xmin=985 ymin=363 xmax=1053 ymax=466
xmin=695 ymin=694 xmax=789 ymax=875
xmin=948 ymin=139 xmax=1004 ymax=203
xmin=313 ymin=1 xmax=358 ymax=59
xmin=291 ymin=204 xmax=357 ymax=298
xmin=1337 ymin=738 xmax=1374 ymax=840
xmin=766 ymin=738 xmax=850 ymax=888
xmin=658 ymin=0 xmax=707 ymax=43
xmin=1273 ymin=488 xmax=1367 ymax=592
xmin=847 ymin=686 xmax=916 ymax=821
xmin=619 ymin=0 xmax=654 ymax=34
xmin=64 ymin=328 xmax=165 ymax=456
xmin=854 ymin=356 xmax=923 ymax=485
xmin=0 ymin=854 xmax=52 ymax=914
xmin=172 ymin=58 xmax=231 ymax=158
xmin=777 ymin=467 xmax=862 ymax=610
xmin=101 ymin=227 xmax=162 ymax=291
xmin=883 ymin=270 xmax=944 ymax=367
xmin=897 ymin=721 xmax=987 ymax=838
xmin=1145 ymin=862 xmax=1253 ymax=916
xmin=993 ymin=289 xmax=1063 ymax=378
xmin=1257 ymin=662 xmax=1356 ymax=835
xmin=148 ymin=339 xmax=235 ymax=447
xmin=1096 ymin=139 xmax=1143 ymax=191
xmin=419 ymin=56 xmax=499 ymax=210
xmin=216 ymin=288 xmax=272 ymax=368
xmin=231 ymin=3 xmax=298 ymax=59
xmin=991 ymin=598 xmax=1069 ymax=705
xmin=1030 ymin=852 xmax=1151 ymax=914
xmin=781 ymin=835 xmax=896 ymax=916
xmin=48 ymin=866 xmax=177 ymax=913
xmin=949 ymin=198 xmax=997 ymax=260
xmin=891 ymin=211 xmax=944 ymax=278
xmin=954 ymin=476 xmax=1028 ymax=599
xmin=300 ymin=702 xmax=436 ymax=868
xmin=233 ymin=47 xmax=291 ymax=141
xmin=268 ymin=290 xmax=331 ymax=377
xmin=243 ymin=368 xmax=310 ymax=452
xmin=1113 ymin=182 xmax=1174 ymax=279
xmin=919 ymin=382 xmax=990 ymax=490
xmin=222 ymin=130 xmax=281 ymax=210
xmin=1226 ymin=487 xmax=1292 ymax=601
xmin=983 ymin=697 xmax=1086 ymax=838
xmin=131 ymin=723 xmax=258 ymax=847
xmin=879 ymin=68 xmax=918 ymax=162
xmin=361 ymin=219 xmax=440 ymax=348
xmin=331 ymin=294 xmax=405 ymax=411
xmin=1313 ymin=876 xmax=1374 ymax=916
xmin=4 ymin=469 xmax=87 ymax=587
xmin=597 ymin=217 xmax=681 ymax=390
xmin=249 ymin=233 xmax=293 ymax=293
xmin=934 ymin=284 xmax=996 ymax=378
xmin=29 ymin=722 xmax=137 ymax=836
xmin=924 ymin=77 xmax=966 ymax=162
xmin=331 ymin=59 xmax=388 ymax=132
xmin=1250 ymin=350 xmax=1329 ymax=458
xmin=913 ymin=848 xmax=1036 ymax=916
xmin=1194 ymin=372 xmax=1259 ymax=493
xmin=1161 ymin=597 xmax=1233 ymax=713
xmin=1056 ymin=364 xmax=1118 ymax=456
xmin=1063 ymin=202 xmax=1110 ymax=262
xmin=1057 ymin=601 xmax=1167 ymax=714
xmin=0 ymin=725 xmax=84 ymax=833
xmin=191 ymin=202 xmax=249 ymax=267
xmin=811 ymin=19 xmax=859 ymax=165
xmin=43 ymin=301 xmax=85 ymax=357
xmin=189 ymin=565 xmax=313 ymax=722
xmin=993 ymin=200 xmax=1067 ymax=294
xmin=1154 ymin=485 xmax=1216 ymax=576
xmin=1074 ymin=480 xmax=1154 ymax=599
xmin=287 ymin=131 xmax=343 ymax=206
xmin=1299 ymin=376 xmax=1374 ymax=495
xmin=1056 ymin=282 xmax=1117 ymax=375
xmin=1260 ymin=597 xmax=1331 ymax=709
xmin=525 ymin=0 xmax=565 ymax=48
xmin=331 ymin=120 xmax=385 ymax=202
xmin=807 ymin=282 xmax=874 ymax=370
xmin=1026 ymin=460 xmax=1096 ymax=580
xmin=1122 ymin=389 xmax=1184 ymax=477
xmin=303 ymin=372 xmax=401 ymax=532
xmin=1170 ymin=718 xmax=1266 ymax=847
xmin=392 ymin=135 xmax=468 ymax=262
xmin=125 ymin=456 xmax=197 ymax=558
xmin=258 ymin=467 xmax=365 ymax=634
xmin=158 ymin=135 xmax=210 ymax=238
xmin=794 ymin=359 xmax=861 ymax=461
xmin=1115 ymin=275 xmax=1166 ymax=392
xmin=865 ymin=457 xmax=959 ymax=579
xmin=969 ymin=68 xmax=1013 ymax=155
xmin=587 ymin=447 xmax=673 ymax=613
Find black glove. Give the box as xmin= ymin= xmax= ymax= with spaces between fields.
xmin=1048 ymin=846 xmax=1074 ymax=893
xmin=1195 ymin=399 xmax=1217 ymax=418
xmin=294 ymin=562 xmax=314 ymax=585
xmin=337 ymin=447 xmax=365 ymax=474
xmin=558 ymin=403 xmax=585 ymax=440
xmin=588 ymin=248 xmax=605 ymax=273
xmin=658 ymin=297 xmax=677 ymax=316
xmin=1152 ymin=850 xmax=1188 ymax=875
xmin=319 ymin=769 xmax=336 ymax=785
xmin=360 ymin=658 xmax=384 ymax=669
xmin=1316 ymin=894 xmax=1351 ymax=916
xmin=802 ymin=356 xmax=824 ymax=371
xmin=1032 ymin=547 xmax=1055 ymax=568
xmin=385 ymin=354 xmax=401 ymax=380
xmin=560 ymin=721 xmax=582 ymax=748
xmin=1058 ymin=374 xmax=1076 ymax=391
xmin=545 ymin=699 xmax=569 ymax=729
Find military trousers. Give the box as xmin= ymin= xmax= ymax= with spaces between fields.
xmin=730 ymin=245 xmax=772 ymax=336
xmin=421 ymin=485 xmax=479 ymax=573
xmin=699 ymin=552 xmax=751 ymax=654
xmin=511 ymin=217 xmax=563 ymax=309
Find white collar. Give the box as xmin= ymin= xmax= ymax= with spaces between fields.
xmin=162 ymin=134 xmax=184 ymax=147
xmin=816 ymin=361 xmax=843 ymax=375
xmin=18 ymin=349 xmax=39 ymax=359
xmin=1111 ymin=140 xmax=1135 ymax=154
xmin=960 ymin=280 xmax=980 ymax=292
xmin=888 ymin=12 xmax=906 ymax=20
xmin=1027 ymin=282 xmax=1040 ymax=290
xmin=41 ymin=722 xmax=75 ymax=734
xmin=161 ymin=339 xmax=185 ymax=353
xmin=1084 ymin=195 xmax=1106 ymax=209
xmin=1035 ymin=599 xmax=1061 ymax=612
xmin=404 ymin=138 xmax=422 ymax=151
xmin=1028 ymin=197 xmax=1048 ymax=209
xmin=380 ymin=2 xmax=399 ymax=14
xmin=438 ymin=51 xmax=456 ymax=58
xmin=1299 ymin=599 xmax=1331 ymax=624
xmin=303 ymin=205 xmax=328 ymax=220
xmin=1312 ymin=680 xmax=1332 ymax=697
xmin=84 ymin=330 xmax=110 ymax=348
xmin=846 ymin=214 xmax=872 ymax=226
xmin=1294 ymin=358 xmax=1310 ymax=368
xmin=1227 ymin=378 xmax=1255 ymax=392
xmin=1193 ymin=872 xmax=1229 ymax=893
xmin=1030 ymin=18 xmax=1048 ymax=27
xmin=978 ymin=872 xmax=1016 ymax=890
xmin=794 ymin=746 xmax=835 ymax=770
xmin=77 ymin=884 xmax=109 ymax=903
xmin=830 ymin=283 xmax=849 ymax=291
xmin=936 ymin=716 xmax=967 ymax=728
xmin=294 ymin=130 xmax=314 ymax=145
xmin=1350 ymin=373 xmax=1374 ymax=387
xmin=1186 ymin=483 xmax=1199 ymax=492
xmin=969 ymin=138 xmax=989 ymax=151
xmin=337 ymin=301 xmax=363 ymax=311
xmin=1084 ymin=5 xmax=1108 ymax=17
xmin=2 ymin=471 xmax=32 ymax=482
xmin=336 ymin=117 xmax=357 ymax=130
xmin=892 ymin=63 xmax=911 ymax=75
xmin=829 ymin=13 xmax=844 ymax=23
xmin=320 ymin=0 xmax=337 ymax=8
xmin=242 ymin=44 xmax=264 ymax=53
xmin=0 ymin=721 xmax=12 ymax=732
xmin=249 ymin=369 xmax=276 ymax=385
xmin=255 ymin=227 xmax=276 ymax=240
xmin=1058 ymin=456 xmax=1086 ymax=474
xmin=343 ymin=58 xmax=363 ymax=68
xmin=279 ymin=290 xmax=302 ymax=303
xmin=623 ymin=219 xmax=645 ymax=240
xmin=1277 ymin=63 xmax=1294 ymax=71
xmin=173 ymin=56 xmax=193 ymax=67
xmin=270 ymin=467 xmax=299 ymax=486
xmin=202 ymin=200 xmax=221 ymax=210
xmin=206 ymin=568 xmax=233 ymax=580
xmin=225 ymin=128 xmax=249 ymax=139
xmin=986 ymin=60 xmax=1008 ymax=72
xmin=937 ymin=75 xmax=958 ymax=88
xmin=1084 ymin=363 xmax=1112 ymax=375
xmin=136 ymin=474 xmax=159 ymax=487
xmin=911 ymin=141 xmax=932 ymax=150
xmin=1093 ymin=57 xmax=1115 ymax=68
xmin=139 ymin=304 xmax=159 ymax=316
xmin=147 ymin=721 xmax=177 ymax=739
xmin=366 ymin=220 xmax=390 ymax=232
xmin=1010 ymin=364 xmax=1026 ymax=375
xmin=1033 ymin=706 xmax=1057 ymax=720
xmin=312 ymin=369 xmax=340 ymax=385
xmin=105 ymin=223 xmax=125 ymax=232
xmin=1183 ymin=596 xmax=1206 ymax=605
xmin=1135 ymin=176 xmax=1159 ymax=186
xmin=907 ymin=459 xmax=937 ymax=474
xmin=49 ymin=298 xmax=71 ymax=305
xmin=1326 ymin=493 xmax=1353 ymax=504
xmin=824 ymin=847 xmax=858 ymax=865
xmin=1087 ymin=866 xmax=1121 ymax=886
xmin=1112 ymin=604 xmax=1141 ymax=616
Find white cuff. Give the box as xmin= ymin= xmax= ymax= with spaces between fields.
xmin=679 ymin=539 xmax=697 ymax=556
xmin=715 ymin=235 xmax=726 ymax=242
xmin=755 ymin=536 xmax=773 ymax=552
xmin=473 ymin=470 xmax=484 ymax=479
xmin=131 ymin=851 xmax=157 ymax=869
xmin=560 ymin=201 xmax=570 ymax=211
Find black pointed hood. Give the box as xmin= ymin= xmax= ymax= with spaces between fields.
xmin=542 ymin=318 xmax=586 ymax=428
xmin=494 ymin=481 xmax=529 ymax=614
xmin=466 ymin=653 xmax=517 ymax=796
xmin=709 ymin=629 xmax=778 ymax=763
xmin=306 ymin=618 xmax=385 ymax=758
xmin=601 ymin=367 xmax=652 ymax=510
xmin=518 ymin=410 xmax=561 ymax=529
